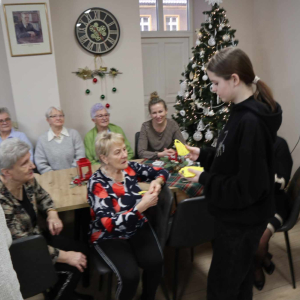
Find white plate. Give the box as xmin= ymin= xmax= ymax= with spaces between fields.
xmin=152 ymin=161 xmax=165 ymax=167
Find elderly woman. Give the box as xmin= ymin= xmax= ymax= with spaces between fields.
xmin=35 ymin=106 xmax=85 ymax=174
xmin=0 ymin=205 xmax=23 ymax=300
xmin=138 ymin=92 xmax=185 ymax=159
xmin=0 ymin=107 xmax=33 ymax=162
xmin=0 ymin=138 xmax=93 ymax=300
xmin=84 ymin=103 xmax=134 ymax=164
xmin=88 ymin=132 xmax=169 ymax=300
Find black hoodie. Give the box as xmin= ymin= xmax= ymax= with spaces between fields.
xmin=198 ymin=96 xmax=282 ymax=225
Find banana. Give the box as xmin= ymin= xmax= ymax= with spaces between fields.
xmin=174 ymin=139 xmax=190 ymax=156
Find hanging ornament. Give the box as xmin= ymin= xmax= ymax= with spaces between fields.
xmin=223 ymin=34 xmax=230 ymax=42
xmin=193 ymin=131 xmax=203 ymax=141
xmin=172 ymin=113 xmax=178 ymax=119
xmin=198 ymin=32 xmax=203 ymax=39
xmin=205 ymin=129 xmax=214 ymax=141
xmin=205 ymin=0 xmax=223 ymax=5
xmin=93 ymin=78 xmax=98 ymax=83
xmin=209 ymin=24 xmax=212 ymax=29
xmin=105 ymin=103 xmax=110 ymax=108
xmin=112 ymin=87 xmax=117 ymax=93
xmin=200 ymin=50 xmax=205 ymax=58
xmin=208 ymin=109 xmax=215 ymax=116
xmin=178 ymin=91 xmax=183 ymax=97
xmin=196 ymin=40 xmax=201 ymax=46
xmin=219 ymin=24 xmax=224 ymax=31
xmin=203 ymin=107 xmax=210 ymax=116
xmin=202 ymin=74 xmax=208 ymax=81
xmin=191 ymin=93 xmax=196 ymax=100
xmin=211 ymin=138 xmax=218 ymax=147
xmin=189 ymin=71 xmax=194 ymax=80
xmin=180 ymin=110 xmax=186 ymax=117
xmin=85 ymin=89 xmax=90 ymax=94
xmin=192 ymin=63 xmax=197 ymax=69
xmin=101 ymin=94 xmax=105 ymax=100
xmin=201 ymin=65 xmax=205 ymax=71
xmin=181 ymin=130 xmax=189 ymax=141
xmin=180 ymin=80 xmax=187 ymax=91
xmin=208 ymin=36 xmax=216 ymax=46
xmin=185 ymin=91 xmax=190 ymax=98
xmin=197 ymin=120 xmax=205 ymax=131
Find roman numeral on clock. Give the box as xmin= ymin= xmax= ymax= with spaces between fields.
xmin=87 ymin=41 xmax=95 ymax=51
xmin=79 ymin=34 xmax=89 ymax=44
xmin=93 ymin=10 xmax=100 ymax=19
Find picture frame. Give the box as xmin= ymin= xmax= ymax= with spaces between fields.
xmin=3 ymin=3 xmax=52 ymax=57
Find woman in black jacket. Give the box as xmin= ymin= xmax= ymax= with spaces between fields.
xmin=184 ymin=47 xmax=282 ymax=300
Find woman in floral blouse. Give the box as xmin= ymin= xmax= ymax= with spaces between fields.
xmin=88 ymin=132 xmax=169 ymax=300
xmin=0 ymin=138 xmax=92 ymax=300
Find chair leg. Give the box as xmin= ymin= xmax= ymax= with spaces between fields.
xmin=106 ymin=273 xmax=113 ymax=300
xmin=284 ymin=231 xmax=296 ymax=288
xmin=173 ymin=248 xmax=179 ymax=300
xmin=191 ymin=247 xmax=194 ymax=262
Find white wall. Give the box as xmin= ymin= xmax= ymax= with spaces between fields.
xmin=253 ymin=0 xmax=300 ymax=172
xmin=0 ymin=15 xmax=16 ymax=121
xmin=0 ymin=0 xmax=60 ymax=143
xmin=49 ymin=0 xmax=145 ymax=148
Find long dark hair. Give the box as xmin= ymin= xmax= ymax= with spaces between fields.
xmin=207 ymin=47 xmax=277 ymax=112
xmin=148 ymin=92 xmax=167 ymax=114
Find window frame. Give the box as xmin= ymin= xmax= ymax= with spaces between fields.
xmin=140 ymin=0 xmax=193 ymax=38
xmin=164 ymin=14 xmax=180 ymax=31
xmin=140 ymin=15 xmax=152 ymax=31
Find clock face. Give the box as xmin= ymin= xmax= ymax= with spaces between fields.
xmin=75 ymin=8 xmax=120 ymax=55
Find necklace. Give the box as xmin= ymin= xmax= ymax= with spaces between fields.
xmin=101 ymin=168 xmax=124 ymax=186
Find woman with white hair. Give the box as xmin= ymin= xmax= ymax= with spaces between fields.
xmin=0 ymin=107 xmax=33 ymax=162
xmin=84 ymin=103 xmax=134 ymax=164
xmin=35 ymin=106 xmax=85 ymax=174
xmin=0 ymin=138 xmax=93 ymax=300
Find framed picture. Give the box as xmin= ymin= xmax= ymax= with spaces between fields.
xmin=3 ymin=3 xmax=52 ymax=57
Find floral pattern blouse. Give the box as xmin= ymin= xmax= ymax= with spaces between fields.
xmin=0 ymin=178 xmax=59 ymax=263
xmin=87 ymin=161 xmax=169 ymax=243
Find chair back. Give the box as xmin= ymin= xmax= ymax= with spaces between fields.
xmin=167 ymin=196 xmax=214 ymax=248
xmin=135 ymin=131 xmax=140 ymax=159
xmin=145 ymin=185 xmax=174 ymax=249
xmin=279 ymin=166 xmax=300 ymax=232
xmin=10 ymin=235 xmax=57 ymax=299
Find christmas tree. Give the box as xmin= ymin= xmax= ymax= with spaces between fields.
xmin=173 ymin=0 xmax=238 ymax=148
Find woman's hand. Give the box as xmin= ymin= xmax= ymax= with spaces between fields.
xmin=148 ymin=178 xmax=163 ymax=194
xmin=58 ymin=250 xmax=87 ymax=272
xmin=181 ymin=168 xmax=203 ymax=183
xmin=47 ymin=210 xmax=63 ymax=236
xmin=185 ymin=145 xmax=200 ymax=161
xmin=136 ymin=191 xmax=159 ymax=213
xmin=158 ymin=148 xmax=176 ymax=158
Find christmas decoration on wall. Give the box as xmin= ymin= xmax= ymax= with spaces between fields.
xmin=112 ymin=87 xmax=117 ymax=92
xmin=85 ymin=89 xmax=90 ymax=94
xmin=93 ymin=78 xmax=98 ymax=83
xmin=101 ymin=94 xmax=105 ymax=100
xmin=173 ymin=2 xmax=238 ymax=147
xmin=105 ymin=103 xmax=110 ymax=108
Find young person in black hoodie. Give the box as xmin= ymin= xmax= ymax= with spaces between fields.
xmin=184 ymin=47 xmax=282 ymax=300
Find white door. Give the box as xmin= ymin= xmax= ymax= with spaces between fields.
xmin=141 ymin=38 xmax=190 ymax=119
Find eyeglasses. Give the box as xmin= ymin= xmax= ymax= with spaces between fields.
xmin=49 ymin=115 xmax=65 ymax=119
xmin=0 ymin=118 xmax=11 ymax=124
xmin=94 ymin=114 xmax=110 ymax=119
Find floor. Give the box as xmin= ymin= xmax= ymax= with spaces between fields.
xmin=27 ymin=215 xmax=300 ymax=300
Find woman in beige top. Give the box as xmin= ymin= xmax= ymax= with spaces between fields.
xmin=138 ymin=92 xmax=185 ymax=159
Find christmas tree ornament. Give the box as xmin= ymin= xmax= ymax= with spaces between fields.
xmin=202 ymin=74 xmax=208 ymax=81
xmin=192 ymin=63 xmax=197 ymax=69
xmin=105 ymin=103 xmax=110 ymax=108
xmin=189 ymin=72 xmax=194 ymax=80
xmin=85 ymin=89 xmax=90 ymax=94
xmin=205 ymin=0 xmax=223 ymax=5
xmin=93 ymin=78 xmax=98 ymax=83
xmin=197 ymin=119 xmax=205 ymax=131
xmin=181 ymin=130 xmax=189 ymax=141
xmin=193 ymin=131 xmax=203 ymax=141
xmin=208 ymin=109 xmax=215 ymax=116
xmin=180 ymin=110 xmax=186 ymax=116
xmin=208 ymin=36 xmax=216 ymax=46
xmin=178 ymin=91 xmax=183 ymax=97
xmin=101 ymin=94 xmax=105 ymax=100
xmin=180 ymin=80 xmax=187 ymax=91
xmin=172 ymin=113 xmax=178 ymax=119
xmin=211 ymin=138 xmax=218 ymax=147
xmin=201 ymin=65 xmax=205 ymax=71
xmin=219 ymin=24 xmax=224 ymax=31
xmin=112 ymin=87 xmax=117 ymax=92
xmin=222 ymin=34 xmax=230 ymax=42
xmin=185 ymin=91 xmax=190 ymax=98
xmin=200 ymin=50 xmax=205 ymax=57
xmin=191 ymin=93 xmax=196 ymax=100
xmin=198 ymin=32 xmax=203 ymax=38
xmin=205 ymin=129 xmax=214 ymax=141
xmin=209 ymin=24 xmax=213 ymax=29
xmin=196 ymin=40 xmax=201 ymax=46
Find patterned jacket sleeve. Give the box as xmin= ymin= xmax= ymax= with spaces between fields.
xmin=87 ymin=180 xmax=146 ymax=241
xmin=129 ymin=161 xmax=169 ymax=183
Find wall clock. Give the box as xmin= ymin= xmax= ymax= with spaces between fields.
xmin=75 ymin=7 xmax=120 ymax=55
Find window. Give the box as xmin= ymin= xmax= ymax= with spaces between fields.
xmin=165 ymin=16 xmax=179 ymax=31
xmin=139 ymin=0 xmax=157 ymax=31
xmin=140 ymin=16 xmax=151 ymax=31
xmin=163 ymin=0 xmax=187 ymax=31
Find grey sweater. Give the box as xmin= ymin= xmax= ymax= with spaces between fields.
xmin=35 ymin=128 xmax=85 ymax=174
xmin=0 ymin=206 xmax=23 ymax=300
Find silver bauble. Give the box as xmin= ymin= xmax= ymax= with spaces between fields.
xmin=208 ymin=36 xmax=216 ymax=46
xmin=198 ymin=32 xmax=203 ymax=38
xmin=180 ymin=110 xmax=185 ymax=116
xmin=193 ymin=131 xmax=203 ymax=141
xmin=196 ymin=40 xmax=201 ymax=46
xmin=192 ymin=63 xmax=197 ymax=69
xmin=202 ymin=74 xmax=208 ymax=81
xmin=205 ymin=129 xmax=214 ymax=141
xmin=222 ymin=34 xmax=230 ymax=42
xmin=200 ymin=50 xmax=205 ymax=57
xmin=209 ymin=24 xmax=212 ymax=29
xmin=181 ymin=131 xmax=189 ymax=141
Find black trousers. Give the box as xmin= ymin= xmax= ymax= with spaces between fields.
xmin=207 ymin=219 xmax=266 ymax=300
xmin=43 ymin=232 xmax=89 ymax=300
xmin=94 ymin=222 xmax=164 ymax=300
